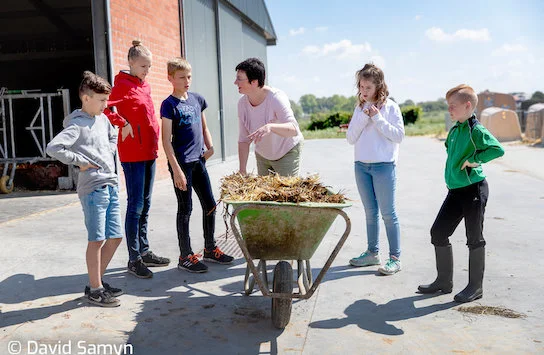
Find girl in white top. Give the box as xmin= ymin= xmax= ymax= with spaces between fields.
xmin=346 ymin=63 xmax=405 ymax=275
xmin=235 ymin=58 xmax=304 ymax=176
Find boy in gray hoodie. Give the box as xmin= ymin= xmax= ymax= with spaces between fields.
xmin=46 ymin=71 xmax=123 ymax=307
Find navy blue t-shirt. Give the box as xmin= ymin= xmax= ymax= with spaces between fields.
xmin=160 ymin=93 xmax=208 ymax=163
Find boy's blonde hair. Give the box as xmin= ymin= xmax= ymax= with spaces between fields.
xmin=446 ymin=84 xmax=478 ymax=110
xmin=79 ymin=71 xmax=111 ymax=98
xmin=356 ymin=63 xmax=389 ymax=108
xmin=128 ymin=39 xmax=152 ymax=62
xmin=167 ymin=57 xmax=192 ymax=76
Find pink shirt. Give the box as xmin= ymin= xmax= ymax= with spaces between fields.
xmin=238 ymin=88 xmax=303 ymax=160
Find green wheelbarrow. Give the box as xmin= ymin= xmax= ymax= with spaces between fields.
xmin=226 ymin=200 xmax=351 ymax=329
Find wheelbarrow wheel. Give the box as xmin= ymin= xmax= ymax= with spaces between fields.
xmin=271 ymin=261 xmax=293 ymax=329
xmin=0 ymin=175 xmax=14 ymax=194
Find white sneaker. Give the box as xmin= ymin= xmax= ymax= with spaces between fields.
xmin=378 ymin=256 xmax=401 ymax=275
xmin=349 ymin=251 xmax=380 ymax=267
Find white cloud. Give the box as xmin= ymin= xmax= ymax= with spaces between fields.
xmin=289 ymin=27 xmax=306 ymax=36
xmin=315 ymin=26 xmax=328 ymax=32
xmin=302 ymin=45 xmax=320 ymax=56
xmin=492 ymin=43 xmax=528 ymax=56
xmin=302 ymin=39 xmax=372 ymax=59
xmin=425 ymin=27 xmax=491 ymax=42
xmin=414 ymin=15 xmax=422 ymax=21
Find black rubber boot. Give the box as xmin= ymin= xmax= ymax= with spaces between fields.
xmin=454 ymin=247 xmax=485 ymax=303
xmin=418 ymin=245 xmax=453 ymax=294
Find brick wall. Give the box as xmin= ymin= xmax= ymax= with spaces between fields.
xmin=109 ymin=0 xmax=181 ymax=180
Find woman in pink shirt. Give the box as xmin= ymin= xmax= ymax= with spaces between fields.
xmin=234 ymin=58 xmax=304 ymax=176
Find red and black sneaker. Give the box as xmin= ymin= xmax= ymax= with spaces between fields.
xmin=203 ymin=247 xmax=234 ymax=265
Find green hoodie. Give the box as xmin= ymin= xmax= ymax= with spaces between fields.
xmin=445 ymin=115 xmax=504 ymax=189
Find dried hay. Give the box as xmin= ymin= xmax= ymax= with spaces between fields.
xmin=457 ymin=305 xmax=526 ymax=319
xmin=220 ymin=173 xmax=346 ymax=204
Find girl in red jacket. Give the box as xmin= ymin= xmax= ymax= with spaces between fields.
xmin=106 ymin=40 xmax=170 ymax=279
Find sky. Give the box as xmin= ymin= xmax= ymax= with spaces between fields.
xmin=265 ymin=0 xmax=544 ymax=104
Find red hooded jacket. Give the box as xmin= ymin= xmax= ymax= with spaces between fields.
xmin=105 ymin=71 xmax=160 ymax=162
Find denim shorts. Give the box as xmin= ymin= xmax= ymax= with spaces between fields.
xmin=80 ymin=184 xmax=123 ymax=242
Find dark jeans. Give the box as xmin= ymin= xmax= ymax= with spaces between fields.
xmin=169 ymin=157 xmax=216 ymax=258
xmin=431 ymin=179 xmax=488 ymax=250
xmin=121 ymin=160 xmax=156 ymax=261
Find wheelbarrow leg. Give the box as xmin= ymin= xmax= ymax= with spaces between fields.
xmin=244 ymin=261 xmax=259 ymax=295
xmin=305 ymin=260 xmax=313 ymax=288
xmin=297 ymin=260 xmax=310 ymax=295
xmin=261 ymin=260 xmax=269 ymax=291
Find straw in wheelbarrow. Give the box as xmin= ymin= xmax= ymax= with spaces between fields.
xmin=219 ymin=173 xmax=346 ymax=203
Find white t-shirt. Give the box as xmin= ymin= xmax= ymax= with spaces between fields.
xmin=346 ymin=98 xmax=405 ymax=163
xmin=238 ymin=87 xmax=303 ymax=160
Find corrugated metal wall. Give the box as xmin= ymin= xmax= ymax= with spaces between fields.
xmin=217 ymin=3 xmax=244 ymax=158
xmin=225 ymin=0 xmax=277 ymax=42
xmin=183 ymin=0 xmax=222 ymax=161
xmin=242 ymin=23 xmax=267 ymax=62
xmin=183 ymin=0 xmax=271 ymax=161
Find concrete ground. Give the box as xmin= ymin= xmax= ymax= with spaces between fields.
xmin=1 ymin=137 xmax=543 ymax=354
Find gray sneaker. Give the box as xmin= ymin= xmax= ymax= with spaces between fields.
xmin=378 ymin=256 xmax=401 ymax=275
xmin=87 ymin=288 xmax=120 ymax=308
xmin=349 ymin=251 xmax=380 ymax=267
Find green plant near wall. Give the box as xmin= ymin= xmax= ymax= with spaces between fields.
xmin=401 ymin=105 xmax=422 ymax=125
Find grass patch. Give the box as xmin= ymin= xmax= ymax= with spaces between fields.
xmin=300 ymin=110 xmax=448 ymax=139
xmin=404 ymin=110 xmax=447 ymax=136
xmin=302 ymin=127 xmax=346 ymax=139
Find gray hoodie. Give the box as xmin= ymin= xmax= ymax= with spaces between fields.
xmin=46 ymin=109 xmax=118 ymax=198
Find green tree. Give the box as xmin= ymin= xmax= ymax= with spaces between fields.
xmin=417 ymin=98 xmax=448 ymax=112
xmin=400 ymin=99 xmax=415 ymax=107
xmin=299 ymin=94 xmax=318 ymax=114
xmin=531 ymin=91 xmax=544 ymax=101
xmin=340 ymin=96 xmax=357 ymax=112
xmin=290 ymin=100 xmax=303 ymax=120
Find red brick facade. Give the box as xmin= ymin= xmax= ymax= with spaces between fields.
xmin=109 ymin=0 xmax=182 ymax=180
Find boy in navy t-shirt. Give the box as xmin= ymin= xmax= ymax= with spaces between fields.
xmin=160 ymin=57 xmax=234 ymax=273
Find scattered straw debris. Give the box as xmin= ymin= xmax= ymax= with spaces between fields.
xmin=220 ymin=173 xmax=346 ymax=203
xmin=457 ymin=305 xmax=526 ymax=319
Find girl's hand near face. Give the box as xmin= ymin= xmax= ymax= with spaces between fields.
xmin=368 ymin=105 xmax=379 ymax=117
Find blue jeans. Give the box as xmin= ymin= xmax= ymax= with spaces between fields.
xmin=121 ymin=160 xmax=156 ymax=261
xmin=169 ymin=157 xmax=216 ymax=258
xmin=80 ymin=185 xmax=123 ymax=242
xmin=354 ymin=162 xmax=401 ymax=258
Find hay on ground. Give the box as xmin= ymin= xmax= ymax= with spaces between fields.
xmin=457 ymin=305 xmax=526 ymax=319
xmin=220 ymin=173 xmax=346 ymax=204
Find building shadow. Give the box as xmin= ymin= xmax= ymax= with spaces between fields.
xmin=309 ymin=295 xmax=457 ymax=335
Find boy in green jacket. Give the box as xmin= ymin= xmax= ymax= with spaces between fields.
xmin=418 ymin=84 xmax=504 ymax=303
